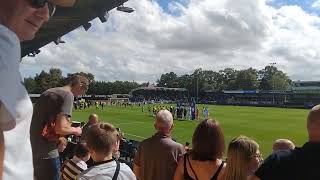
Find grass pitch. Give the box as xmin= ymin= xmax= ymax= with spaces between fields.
xmin=72 ymin=105 xmax=309 ymax=158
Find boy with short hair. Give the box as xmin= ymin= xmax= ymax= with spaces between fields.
xmin=79 ymin=123 xmax=136 ymax=180
xmin=61 ymin=143 xmax=90 ymax=180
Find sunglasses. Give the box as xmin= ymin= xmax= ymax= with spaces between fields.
xmin=31 ymin=0 xmax=56 ymax=17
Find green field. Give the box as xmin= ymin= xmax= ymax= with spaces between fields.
xmin=72 ymin=105 xmax=309 ymax=158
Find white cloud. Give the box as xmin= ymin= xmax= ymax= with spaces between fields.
xmin=21 ymin=0 xmax=320 ymax=82
xmin=312 ymin=0 xmax=320 ymax=9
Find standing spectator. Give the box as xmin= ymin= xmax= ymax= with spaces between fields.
xmin=30 ymin=75 xmax=89 ymax=180
xmin=222 ymin=136 xmax=262 ymax=180
xmin=196 ymin=108 xmax=200 ymax=120
xmin=173 ymin=119 xmax=225 ymax=180
xmin=0 ymin=0 xmax=74 ymax=179
xmin=133 ymin=110 xmax=185 ymax=180
xmin=272 ymin=139 xmax=295 ymax=153
xmin=61 ymin=143 xmax=90 ymax=180
xmin=249 ymin=104 xmax=320 ymax=180
xmin=79 ymin=123 xmax=136 ymax=180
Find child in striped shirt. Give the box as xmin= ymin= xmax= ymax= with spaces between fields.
xmin=61 ymin=143 xmax=90 ymax=180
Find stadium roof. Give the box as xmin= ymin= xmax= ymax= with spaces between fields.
xmin=21 ymin=0 xmax=130 ymax=57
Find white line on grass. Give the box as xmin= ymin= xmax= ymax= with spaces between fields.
xmin=124 ymin=133 xmax=146 ymax=139
xmin=115 ymin=122 xmax=146 ymax=126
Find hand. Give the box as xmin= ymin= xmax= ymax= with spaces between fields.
xmin=73 ymin=127 xmax=82 ymax=136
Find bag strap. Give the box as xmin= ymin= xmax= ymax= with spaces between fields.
xmin=112 ymin=160 xmax=120 ymax=180
xmin=187 ymin=154 xmax=199 ymax=180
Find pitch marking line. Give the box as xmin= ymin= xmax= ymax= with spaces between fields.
xmin=124 ymin=133 xmax=146 ymax=139
xmin=115 ymin=122 xmax=146 ymax=126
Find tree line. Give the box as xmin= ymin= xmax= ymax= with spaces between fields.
xmin=156 ymin=66 xmax=291 ymax=96
xmin=24 ymin=68 xmax=140 ymax=95
xmin=24 ymin=65 xmax=291 ymax=96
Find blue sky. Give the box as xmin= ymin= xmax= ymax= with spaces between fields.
xmin=155 ymin=0 xmax=189 ymax=14
xmin=267 ymin=0 xmax=319 ymax=13
xmin=157 ymin=0 xmax=320 ymax=16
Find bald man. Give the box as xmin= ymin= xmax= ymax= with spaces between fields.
xmin=133 ymin=110 xmax=185 ymax=180
xmin=81 ymin=113 xmax=99 ymax=142
xmin=250 ymin=105 xmax=320 ymax=180
xmin=272 ymin=139 xmax=295 ymax=152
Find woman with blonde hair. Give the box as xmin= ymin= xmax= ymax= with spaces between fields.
xmin=222 ymin=136 xmax=262 ymax=180
xmin=173 ymin=119 xmax=225 ymax=180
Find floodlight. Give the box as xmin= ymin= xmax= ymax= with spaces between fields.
xmin=27 ymin=49 xmax=41 ymax=57
xmin=54 ymin=37 xmax=66 ymax=45
xmin=98 ymin=11 xmax=109 ymax=23
xmin=83 ymin=22 xmax=92 ymax=31
xmin=117 ymin=4 xmax=134 ymax=13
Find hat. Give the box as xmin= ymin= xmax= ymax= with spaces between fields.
xmin=50 ymin=0 xmax=76 ymax=7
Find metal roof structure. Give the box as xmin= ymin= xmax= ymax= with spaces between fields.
xmin=21 ymin=0 xmax=130 ymax=57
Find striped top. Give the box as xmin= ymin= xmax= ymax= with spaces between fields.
xmin=61 ymin=156 xmax=88 ymax=180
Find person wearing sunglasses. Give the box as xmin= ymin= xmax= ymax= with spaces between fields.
xmin=0 ymin=0 xmax=75 ymax=179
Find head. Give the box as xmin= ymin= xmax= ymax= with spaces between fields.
xmin=74 ymin=143 xmax=90 ymax=162
xmin=88 ymin=113 xmax=99 ymax=125
xmin=190 ymin=119 xmax=225 ymax=161
xmin=57 ymin=137 xmax=68 ymax=152
xmin=224 ymin=136 xmax=261 ymax=180
xmin=65 ymin=75 xmax=90 ymax=97
xmin=0 ymin=0 xmax=75 ymax=42
xmin=307 ymin=105 xmax=320 ymax=142
xmin=85 ymin=123 xmax=120 ymax=161
xmin=272 ymin=139 xmax=295 ymax=152
xmin=154 ymin=110 xmax=174 ymax=134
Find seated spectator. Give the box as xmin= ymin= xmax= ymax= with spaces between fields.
xmin=250 ymin=105 xmax=320 ymax=180
xmin=173 ymin=119 xmax=225 ymax=180
xmin=272 ymin=139 xmax=295 ymax=152
xmin=133 ymin=110 xmax=185 ymax=180
xmin=58 ymin=137 xmax=68 ymax=153
xmin=61 ymin=143 xmax=90 ymax=180
xmin=79 ymin=123 xmax=136 ymax=180
xmin=221 ymin=136 xmax=262 ymax=180
xmin=81 ymin=113 xmax=99 ymax=142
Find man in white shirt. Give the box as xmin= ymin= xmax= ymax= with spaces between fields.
xmin=0 ymin=0 xmax=75 ymax=179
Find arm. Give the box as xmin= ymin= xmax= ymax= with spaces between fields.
xmin=133 ymin=164 xmax=140 ymax=180
xmin=248 ymin=175 xmax=260 ymax=180
xmin=0 ymin=131 xmax=3 ymax=180
xmin=54 ymin=113 xmax=81 ymax=136
xmin=173 ymin=156 xmax=184 ymax=180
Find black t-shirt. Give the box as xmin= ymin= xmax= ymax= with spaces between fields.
xmin=255 ymin=142 xmax=320 ymax=180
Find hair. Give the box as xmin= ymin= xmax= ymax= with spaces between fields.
xmin=155 ymin=110 xmax=173 ymax=130
xmin=223 ymin=136 xmax=260 ymax=180
xmin=85 ymin=123 xmax=119 ymax=155
xmin=65 ymin=75 xmax=89 ymax=87
xmin=74 ymin=143 xmax=90 ymax=158
xmin=272 ymin=139 xmax=295 ymax=152
xmin=88 ymin=113 xmax=98 ymax=124
xmin=190 ymin=119 xmax=225 ymax=161
xmin=308 ymin=105 xmax=320 ymax=125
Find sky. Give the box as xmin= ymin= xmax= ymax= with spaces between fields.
xmin=21 ymin=0 xmax=320 ymax=83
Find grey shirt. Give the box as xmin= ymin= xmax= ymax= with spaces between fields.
xmin=30 ymin=87 xmax=74 ymax=160
xmin=134 ymin=132 xmax=185 ymax=180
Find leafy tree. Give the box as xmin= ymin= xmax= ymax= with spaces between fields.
xmin=258 ymin=65 xmax=291 ymax=90
xmin=157 ymin=72 xmax=178 ymax=87
xmin=24 ymin=77 xmax=37 ymax=93
xmin=234 ymin=68 xmax=259 ymax=90
xmin=67 ymin=72 xmax=95 ymax=83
